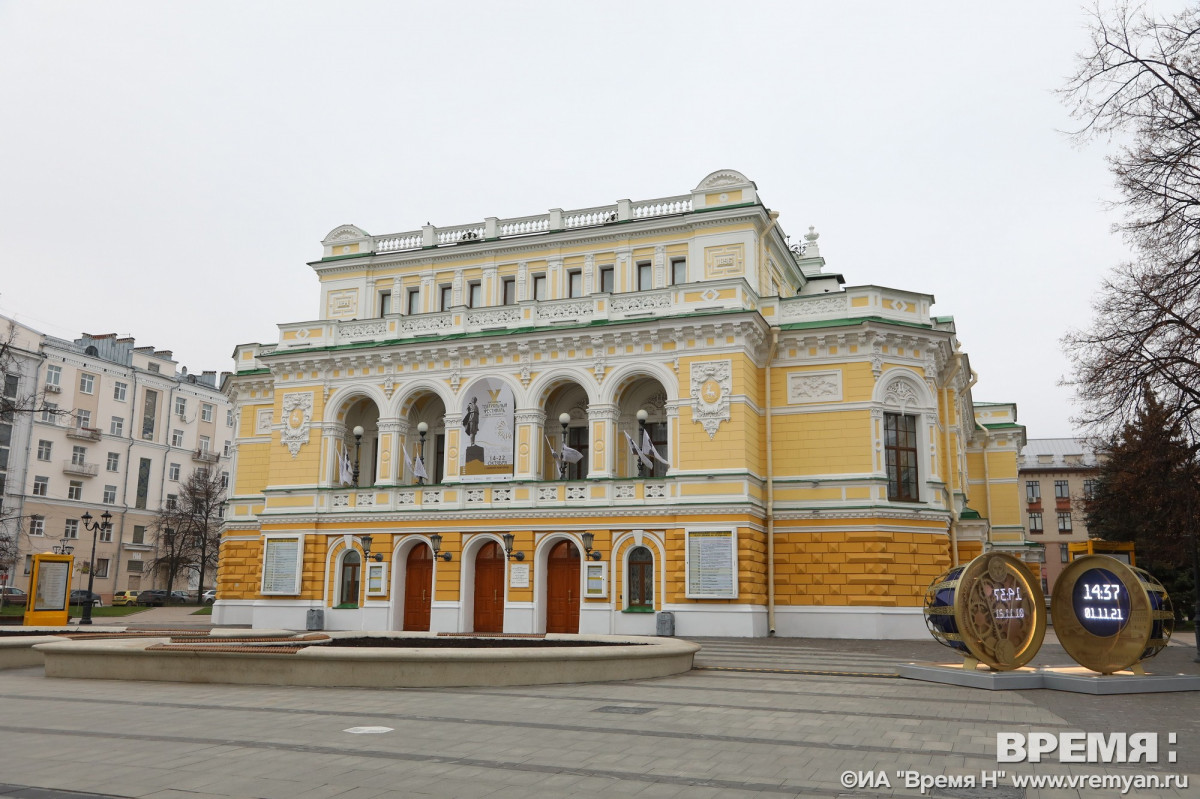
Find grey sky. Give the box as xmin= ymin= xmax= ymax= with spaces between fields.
xmin=0 ymin=2 xmax=1134 ymax=437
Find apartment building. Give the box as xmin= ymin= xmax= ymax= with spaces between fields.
xmin=2 ymin=320 xmax=232 ymax=601
xmin=1018 ymin=438 xmax=1100 ymax=594
xmin=218 ymin=169 xmax=1030 ymax=638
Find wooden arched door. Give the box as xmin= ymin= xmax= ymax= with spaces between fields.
xmin=403 ymin=545 xmax=433 ymax=631
xmin=546 ymin=540 xmax=580 ymax=634
xmin=473 ymin=541 xmax=505 ymax=633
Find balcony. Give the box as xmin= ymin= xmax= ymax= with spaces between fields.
xmin=192 ymin=449 xmax=220 ymax=464
xmin=62 ymin=460 xmax=98 ymax=477
xmin=66 ymin=426 xmax=102 ymax=442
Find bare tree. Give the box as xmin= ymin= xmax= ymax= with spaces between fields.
xmin=1061 ymin=3 xmax=1200 ymax=440
xmin=148 ymin=467 xmax=224 ymax=598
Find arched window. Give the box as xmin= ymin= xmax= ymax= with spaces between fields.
xmin=627 ymin=546 xmax=654 ymax=609
xmin=338 ymin=550 xmax=361 ymax=608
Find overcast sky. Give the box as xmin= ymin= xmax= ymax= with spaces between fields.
xmin=0 ymin=2 xmax=1144 ymax=438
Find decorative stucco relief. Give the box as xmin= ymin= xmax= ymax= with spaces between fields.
xmin=280 ymin=392 xmax=314 ymax=457
xmin=788 ymin=370 xmax=843 ymax=404
xmin=690 ymin=360 xmax=731 ymax=439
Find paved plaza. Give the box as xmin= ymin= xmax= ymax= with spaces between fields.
xmin=1 ymin=616 xmax=1197 ymax=798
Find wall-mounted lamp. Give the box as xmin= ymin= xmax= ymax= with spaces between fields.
xmin=417 ymin=421 xmax=429 ymax=485
xmin=429 ymin=532 xmax=452 ymax=562
xmin=636 ymin=409 xmax=649 ymax=478
xmin=501 ymin=532 xmax=524 ymax=561
xmin=359 ymin=533 xmax=383 ymax=562
xmin=352 ymin=425 xmax=365 ymax=486
xmin=580 ymin=532 xmax=602 ymax=561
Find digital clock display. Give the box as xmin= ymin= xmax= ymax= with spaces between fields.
xmin=1072 ymin=567 xmax=1130 ymax=636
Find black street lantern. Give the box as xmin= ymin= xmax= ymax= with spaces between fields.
xmin=78 ymin=510 xmax=112 ymax=625
xmin=636 ymin=409 xmax=649 ymax=478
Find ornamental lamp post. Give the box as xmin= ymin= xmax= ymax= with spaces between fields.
xmin=636 ymin=409 xmax=649 ymax=478
xmin=417 ymin=421 xmax=429 ymax=485
xmin=352 ymin=425 xmax=364 ymax=486
xmin=78 ymin=511 xmax=111 ymax=625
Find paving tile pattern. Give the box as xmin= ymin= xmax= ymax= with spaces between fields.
xmin=0 ymin=634 xmax=1196 ymax=798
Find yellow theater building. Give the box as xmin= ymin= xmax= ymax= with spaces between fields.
xmin=215 ymin=169 xmax=1030 ymax=638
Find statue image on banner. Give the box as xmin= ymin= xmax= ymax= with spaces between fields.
xmin=459 ymin=378 xmax=515 ymax=482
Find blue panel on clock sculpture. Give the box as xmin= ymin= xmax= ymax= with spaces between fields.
xmin=1072 ymin=568 xmax=1131 ymax=636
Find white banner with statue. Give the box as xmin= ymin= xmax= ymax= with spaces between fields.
xmin=459 ymin=378 xmax=515 ymax=482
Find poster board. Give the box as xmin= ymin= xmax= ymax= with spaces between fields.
xmin=459 ymin=378 xmax=516 ymax=482
xmin=584 ymin=562 xmax=607 ymax=598
xmin=261 ymin=535 xmax=304 ymax=595
xmin=24 ymin=553 xmax=72 ymax=626
xmin=685 ymin=529 xmax=738 ymax=599
xmin=365 ymin=562 xmax=388 ymax=596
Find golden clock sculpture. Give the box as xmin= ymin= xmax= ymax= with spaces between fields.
xmin=923 ymin=552 xmax=1046 ymax=671
xmin=1050 ymin=555 xmax=1174 ymax=674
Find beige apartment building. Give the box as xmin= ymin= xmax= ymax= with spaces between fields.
xmin=2 ymin=320 xmax=232 ymax=602
xmin=1018 ymin=438 xmax=1100 ymax=594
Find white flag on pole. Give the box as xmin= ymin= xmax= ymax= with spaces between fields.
xmin=413 ymin=452 xmax=429 ymax=481
xmin=561 ymin=443 xmax=584 ymax=464
xmin=545 ymin=435 xmax=563 ymax=478
xmin=624 ymin=431 xmax=653 ymax=471
xmin=338 ymin=443 xmax=354 ymax=486
xmin=401 ymin=446 xmax=414 ymax=481
xmin=642 ymin=429 xmax=669 ymax=466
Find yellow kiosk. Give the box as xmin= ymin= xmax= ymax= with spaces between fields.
xmin=24 ymin=553 xmax=73 ymax=627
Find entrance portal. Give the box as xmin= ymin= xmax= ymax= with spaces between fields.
xmin=403 ymin=545 xmax=433 ymax=631
xmin=473 ymin=541 xmax=505 ymax=632
xmin=546 ymin=540 xmax=580 ymax=634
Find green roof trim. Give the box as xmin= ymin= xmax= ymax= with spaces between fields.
xmin=982 ymin=423 xmax=1023 ymax=430
xmin=778 ymin=316 xmax=936 ymax=332
xmin=959 ymin=507 xmax=983 ymax=519
xmin=313 ymin=251 xmax=372 ymax=264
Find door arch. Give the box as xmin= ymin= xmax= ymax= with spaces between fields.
xmin=546 ymin=540 xmax=580 ymax=634
xmin=403 ymin=545 xmax=433 ymax=631
xmin=473 ymin=541 xmax=505 ymax=632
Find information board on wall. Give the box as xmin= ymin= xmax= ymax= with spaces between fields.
xmin=509 ymin=563 xmax=530 ymax=588
xmin=585 ymin=562 xmax=607 ymax=598
xmin=261 ymin=537 xmax=302 ymax=594
xmin=34 ymin=561 xmax=69 ymax=611
xmin=686 ymin=530 xmax=737 ymax=599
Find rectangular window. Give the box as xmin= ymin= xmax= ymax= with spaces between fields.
xmin=196 ymin=467 xmax=208 ymax=481
xmin=103 ymin=484 xmax=117 ymax=504
xmin=223 ymin=440 xmax=232 ymax=457
xmin=110 ymin=416 xmax=124 ymax=436
xmin=136 ymin=457 xmax=151 ymax=510
xmin=166 ymin=494 xmax=178 ymax=510
xmin=1060 ymin=544 xmax=1070 ymax=563
xmin=127 ymin=560 xmax=143 ymax=573
xmin=221 ymin=471 xmax=229 ymax=489
xmin=95 ymin=558 xmax=110 ymax=577
xmin=532 ymin=274 xmax=547 ymax=301
xmin=168 ymin=462 xmax=180 ymax=481
xmin=671 ymin=258 xmax=687 ymax=285
xmin=106 ymin=452 xmax=119 ymax=471
xmin=99 ymin=524 xmax=112 ymax=543
xmin=884 ymin=412 xmax=919 ymax=502
xmin=568 ymin=270 xmax=582 ymax=298
xmin=501 ymin=277 xmax=516 ymax=306
xmin=37 ymin=440 xmax=52 ymax=461
xmin=1054 ymin=480 xmax=1070 ymax=499
xmin=79 ymin=373 xmax=95 ymax=394
xmin=226 ymin=409 xmax=234 ymax=427
xmin=379 ymin=291 xmax=392 ymax=316
xmin=132 ymin=525 xmax=146 ymax=545
xmin=77 ymin=410 xmax=91 ymax=429
xmin=68 ymin=480 xmax=83 ymax=500
xmin=199 ymin=435 xmax=211 ymax=453
xmin=1083 ymin=479 xmax=1098 ymax=500
xmin=71 ymin=445 xmax=86 ymax=465
xmin=174 ymin=397 xmax=187 ymax=418
xmin=201 ymin=403 xmax=213 ymax=423
xmin=64 ymin=519 xmax=79 ymax=539
xmin=1025 ymin=481 xmax=1041 ymax=502
xmin=406 ymin=288 xmax=420 ymax=315
xmin=113 ymin=381 xmax=127 ymax=401
xmin=637 ymin=261 xmax=653 ymax=291
xmin=599 ymin=266 xmax=614 ymax=294
xmin=439 ymin=284 xmax=453 ymax=311
xmin=29 ymin=516 xmax=44 ymax=536
xmin=41 ymin=402 xmax=58 ymax=423
xmin=2 ymin=373 xmax=16 ymax=399
xmin=142 ymin=389 xmax=158 ymax=439
xmin=1028 ymin=512 xmax=1043 ymax=534
xmin=1057 ymin=512 xmax=1073 ymax=532
xmin=171 ymin=429 xmax=184 ymax=447
xmin=33 ymin=476 xmax=48 ymax=496
xmin=46 ymin=364 xmax=61 ymax=387
xmin=468 ymin=281 xmax=482 ymax=308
